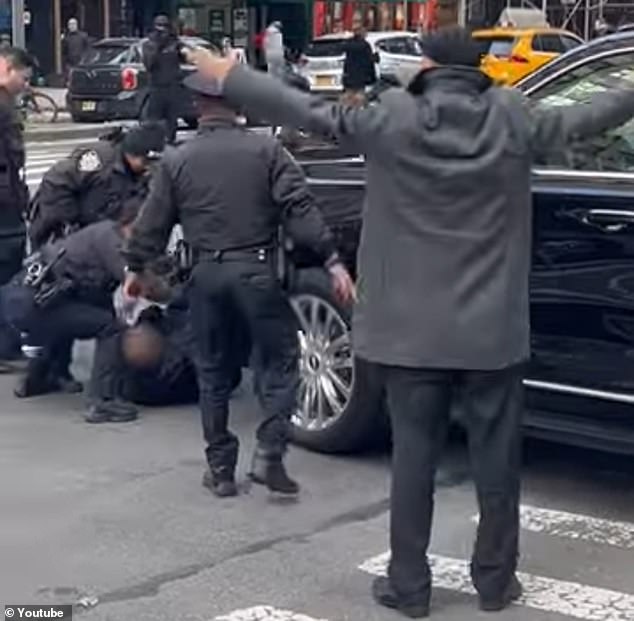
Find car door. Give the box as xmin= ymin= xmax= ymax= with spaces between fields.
xmin=374 ymin=36 xmax=421 ymax=79
xmin=524 ymin=47 xmax=634 ymax=427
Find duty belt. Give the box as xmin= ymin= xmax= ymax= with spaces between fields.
xmin=193 ymin=246 xmax=274 ymax=264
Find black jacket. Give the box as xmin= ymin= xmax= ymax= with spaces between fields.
xmin=123 ymin=119 xmax=336 ymax=272
xmin=45 ymin=220 xmax=125 ymax=307
xmin=342 ymin=37 xmax=377 ymax=90
xmin=142 ymin=32 xmax=185 ymax=88
xmin=62 ymin=30 xmax=90 ymax=67
xmin=29 ymin=140 xmax=150 ymax=248
xmin=0 ymin=88 xmax=27 ymax=238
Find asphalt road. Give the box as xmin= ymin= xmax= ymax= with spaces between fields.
xmin=1 ymin=345 xmax=633 ymax=621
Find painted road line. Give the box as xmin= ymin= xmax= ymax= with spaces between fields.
xmin=469 ymin=506 xmax=634 ymax=550
xmin=360 ymin=552 xmax=634 ymax=621
xmin=214 ymin=606 xmax=328 ymax=621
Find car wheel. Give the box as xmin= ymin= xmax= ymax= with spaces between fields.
xmin=288 ymin=268 xmax=386 ymax=453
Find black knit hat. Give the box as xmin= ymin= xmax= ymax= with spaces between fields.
xmin=122 ymin=123 xmax=165 ymax=159
xmin=420 ymin=26 xmax=482 ymax=68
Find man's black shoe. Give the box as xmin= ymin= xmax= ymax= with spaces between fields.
xmin=84 ymin=400 xmax=138 ymax=424
xmin=479 ymin=576 xmax=523 ymax=612
xmin=249 ymin=455 xmax=299 ymax=495
xmin=371 ymin=577 xmax=430 ymax=619
xmin=202 ymin=469 xmax=238 ymax=498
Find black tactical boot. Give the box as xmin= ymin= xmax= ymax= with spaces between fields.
xmin=479 ymin=575 xmax=523 ymax=612
xmin=84 ymin=399 xmax=138 ymax=424
xmin=371 ymin=577 xmax=430 ymax=619
xmin=14 ymin=360 xmax=57 ymax=398
xmin=248 ymin=449 xmax=300 ymax=495
xmin=202 ymin=468 xmax=238 ymax=498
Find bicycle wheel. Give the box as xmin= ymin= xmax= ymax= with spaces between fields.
xmin=25 ymin=91 xmax=59 ymax=124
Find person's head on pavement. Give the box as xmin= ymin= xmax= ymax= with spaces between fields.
xmin=184 ymin=71 xmax=238 ymax=122
xmin=121 ymin=123 xmax=166 ymax=174
xmin=0 ymin=46 xmax=35 ymax=96
xmin=67 ymin=18 xmax=79 ymax=33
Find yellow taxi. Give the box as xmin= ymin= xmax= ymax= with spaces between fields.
xmin=472 ymin=28 xmax=584 ymax=85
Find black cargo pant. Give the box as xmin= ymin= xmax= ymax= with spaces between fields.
xmin=144 ymin=85 xmax=179 ymax=143
xmin=0 ymin=233 xmax=26 ymax=359
xmin=188 ymin=252 xmax=299 ymax=476
xmin=1 ymin=283 xmax=122 ymax=400
xmin=383 ymin=364 xmax=523 ymax=604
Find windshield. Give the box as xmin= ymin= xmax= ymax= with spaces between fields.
xmin=80 ymin=45 xmax=130 ymax=65
xmin=305 ymin=39 xmax=348 ymax=57
xmin=474 ymin=36 xmax=516 ymax=58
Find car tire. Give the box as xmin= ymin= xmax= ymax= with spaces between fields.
xmin=288 ymin=267 xmax=386 ymax=454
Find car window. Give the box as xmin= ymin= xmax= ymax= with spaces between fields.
xmin=473 ymin=36 xmax=516 ymax=58
xmin=80 ymin=45 xmax=131 ymax=65
xmin=560 ymin=35 xmax=581 ymax=52
xmin=305 ymin=39 xmax=348 ymax=57
xmin=533 ymin=34 xmax=564 ymax=54
xmin=129 ymin=45 xmax=142 ymax=64
xmin=530 ymin=52 xmax=634 ymax=172
xmin=403 ymin=37 xmax=424 ymax=56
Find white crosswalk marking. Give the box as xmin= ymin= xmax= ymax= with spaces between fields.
xmin=468 ymin=505 xmax=634 ymax=550
xmin=214 ymin=606 xmax=328 ymax=621
xmin=359 ymin=552 xmax=634 ymax=620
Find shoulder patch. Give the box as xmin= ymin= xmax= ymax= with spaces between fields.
xmin=77 ymin=150 xmax=103 ymax=172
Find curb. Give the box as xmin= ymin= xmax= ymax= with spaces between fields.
xmin=24 ymin=122 xmax=132 ymax=143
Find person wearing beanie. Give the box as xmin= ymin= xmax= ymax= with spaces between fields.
xmin=28 ymin=122 xmax=165 ymax=250
xmin=187 ymin=25 xmax=634 ymax=617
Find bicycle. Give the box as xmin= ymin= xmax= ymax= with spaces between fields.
xmin=18 ymin=89 xmax=60 ymax=124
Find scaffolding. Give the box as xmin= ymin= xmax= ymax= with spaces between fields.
xmin=465 ymin=0 xmax=634 ymax=38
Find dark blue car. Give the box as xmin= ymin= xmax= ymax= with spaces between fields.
xmin=282 ymin=30 xmax=634 ymax=456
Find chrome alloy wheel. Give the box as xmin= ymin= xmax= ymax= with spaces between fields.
xmin=289 ymin=294 xmax=354 ymax=431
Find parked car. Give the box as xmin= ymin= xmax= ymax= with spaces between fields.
xmin=298 ymin=31 xmax=423 ymax=94
xmin=279 ymin=30 xmax=634 ymax=456
xmin=66 ymin=36 xmax=216 ymax=125
xmin=473 ymin=27 xmax=583 ymax=85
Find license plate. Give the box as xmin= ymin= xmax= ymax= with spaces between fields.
xmin=81 ymin=101 xmax=96 ymax=112
xmin=315 ymin=75 xmax=335 ymax=87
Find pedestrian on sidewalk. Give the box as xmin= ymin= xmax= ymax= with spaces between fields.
xmin=62 ymin=18 xmax=89 ymax=82
xmin=0 ymin=46 xmax=35 ymax=371
xmin=185 ymin=26 xmax=634 ymax=617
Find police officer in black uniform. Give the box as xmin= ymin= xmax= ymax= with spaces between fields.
xmin=123 ymin=72 xmax=355 ymax=498
xmin=2 ymin=203 xmax=169 ymax=421
xmin=0 ymin=47 xmax=35 ymax=368
xmin=142 ymin=15 xmax=186 ymax=144
xmin=28 ymin=124 xmax=164 ymax=249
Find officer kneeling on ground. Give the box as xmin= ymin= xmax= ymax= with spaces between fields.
xmin=2 ymin=203 xmax=168 ymax=422
xmin=122 ymin=72 xmax=355 ymax=498
xmin=28 ymin=124 xmax=165 ymax=249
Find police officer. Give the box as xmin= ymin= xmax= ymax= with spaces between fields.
xmin=2 ymin=202 xmax=169 ymax=421
xmin=142 ymin=15 xmax=186 ymax=144
xmin=122 ymin=72 xmax=355 ymax=498
xmin=0 ymin=47 xmax=35 ymax=368
xmin=28 ymin=124 xmax=165 ymax=249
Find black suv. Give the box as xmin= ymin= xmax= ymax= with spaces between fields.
xmin=280 ymin=30 xmax=634 ymax=456
xmin=66 ymin=36 xmax=215 ymax=125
